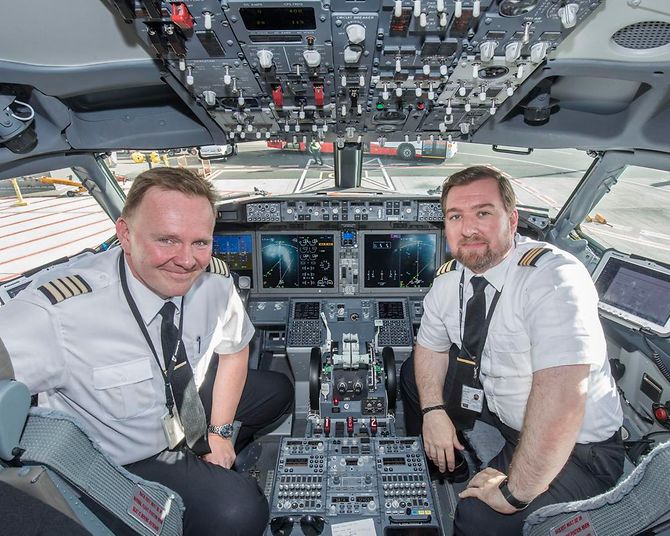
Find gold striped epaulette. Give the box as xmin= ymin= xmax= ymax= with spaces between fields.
xmin=207 ymin=257 xmax=230 ymax=277
xmin=38 ymin=275 xmax=92 ymax=305
xmin=435 ymin=259 xmax=458 ymax=276
xmin=518 ymin=247 xmax=552 ymax=267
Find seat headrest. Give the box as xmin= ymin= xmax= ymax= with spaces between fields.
xmin=0 ymin=338 xmax=14 ymax=380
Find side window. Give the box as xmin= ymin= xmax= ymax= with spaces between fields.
xmin=578 ymin=166 xmax=670 ymax=264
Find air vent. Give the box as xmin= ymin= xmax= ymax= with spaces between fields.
xmin=612 ymin=21 xmax=670 ymax=50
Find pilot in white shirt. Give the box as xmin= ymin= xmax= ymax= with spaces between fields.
xmin=0 ymin=167 xmax=293 ymax=536
xmin=399 ymin=165 xmax=625 ymax=536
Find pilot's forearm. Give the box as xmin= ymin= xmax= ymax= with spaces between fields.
xmin=208 ymin=346 xmax=249 ymax=427
xmin=414 ymin=342 xmax=449 ymax=408
xmin=508 ymin=364 xmax=589 ymax=502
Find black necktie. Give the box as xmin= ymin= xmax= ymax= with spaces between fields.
xmin=462 ymin=276 xmax=489 ymax=360
xmin=159 ymin=301 xmax=209 ymax=455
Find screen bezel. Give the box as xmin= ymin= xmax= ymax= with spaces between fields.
xmin=358 ymin=230 xmax=442 ymax=295
xmin=592 ymin=249 xmax=670 ymax=336
xmin=255 ymin=231 xmax=339 ymax=295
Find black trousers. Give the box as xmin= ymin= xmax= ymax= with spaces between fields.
xmin=399 ymin=355 xmax=625 ymax=536
xmin=124 ymin=368 xmax=294 ymax=536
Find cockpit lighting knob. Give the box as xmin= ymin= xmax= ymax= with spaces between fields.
xmin=530 ymin=42 xmax=549 ymax=63
xmin=303 ymin=49 xmax=321 ymax=68
xmin=558 ymin=3 xmax=579 ymax=29
xmin=353 ymin=381 xmax=363 ymax=394
xmin=337 ymin=381 xmax=347 ymax=394
xmin=346 ymin=23 xmax=366 ymax=44
xmin=343 ymin=45 xmax=363 ymax=64
xmin=257 ymin=49 xmax=274 ymax=70
xmin=479 ymin=41 xmax=497 ymax=62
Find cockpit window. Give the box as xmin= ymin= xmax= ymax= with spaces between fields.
xmin=577 ymin=165 xmax=670 ymax=265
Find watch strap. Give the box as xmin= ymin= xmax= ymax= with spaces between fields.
xmin=498 ymin=478 xmax=530 ymax=510
xmin=421 ymin=404 xmax=447 ymax=416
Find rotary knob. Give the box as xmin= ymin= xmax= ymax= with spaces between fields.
xmin=346 ymin=23 xmax=366 ymax=45
xmin=256 ymin=49 xmax=274 ymax=69
xmin=303 ymin=49 xmax=321 ymax=68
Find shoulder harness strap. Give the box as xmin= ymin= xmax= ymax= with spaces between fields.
xmin=38 ymin=275 xmax=92 ymax=305
xmin=518 ymin=247 xmax=552 ymax=267
xmin=207 ymin=257 xmax=230 ymax=277
xmin=435 ymin=258 xmax=458 ymax=276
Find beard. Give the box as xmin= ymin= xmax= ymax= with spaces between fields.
xmin=453 ymin=232 xmax=514 ymax=273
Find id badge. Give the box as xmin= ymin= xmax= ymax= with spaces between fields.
xmin=161 ymin=409 xmax=185 ymax=450
xmin=461 ymin=385 xmax=484 ymax=412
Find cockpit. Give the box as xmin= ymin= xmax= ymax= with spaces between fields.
xmin=1 ymin=1 xmax=670 ymax=535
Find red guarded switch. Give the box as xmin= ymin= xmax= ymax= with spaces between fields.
xmin=314 ymin=84 xmax=325 ymax=107
xmin=171 ymin=3 xmax=194 ymax=31
xmin=272 ymin=85 xmax=284 ymax=108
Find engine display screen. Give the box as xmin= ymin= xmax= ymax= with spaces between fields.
xmin=240 ymin=7 xmax=316 ymax=31
xmin=363 ymin=233 xmax=437 ymax=289
xmin=260 ymin=233 xmax=335 ymax=290
xmin=212 ymin=233 xmax=253 ymax=283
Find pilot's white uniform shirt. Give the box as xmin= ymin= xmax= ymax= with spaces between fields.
xmin=417 ymin=236 xmax=623 ymax=443
xmin=0 ymin=248 xmax=255 ymax=465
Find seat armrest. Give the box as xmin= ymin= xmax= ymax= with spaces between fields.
xmin=0 ymin=379 xmax=31 ymax=461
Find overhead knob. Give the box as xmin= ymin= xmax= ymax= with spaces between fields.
xmin=337 ymin=381 xmax=347 ymax=394
xmin=394 ymin=0 xmax=403 ymax=18
xmin=422 ymin=64 xmax=430 ymax=75
xmin=436 ymin=0 xmax=444 ymax=13
xmin=480 ymin=41 xmax=497 ymax=62
xmin=413 ymin=0 xmax=421 ymax=17
xmin=395 ymin=57 xmax=402 ymax=73
xmin=473 ymin=0 xmax=480 ymax=17
xmin=346 ymin=23 xmax=366 ymax=44
xmin=419 ymin=12 xmax=427 ymax=27
xmin=439 ymin=12 xmax=447 ymax=27
xmin=303 ymin=49 xmax=321 ymax=68
xmin=202 ymin=90 xmax=217 ymax=107
xmin=257 ymin=49 xmax=274 ymax=69
xmin=353 ymin=381 xmax=363 ymax=394
xmin=505 ymin=41 xmax=522 ymax=63
xmin=558 ymin=3 xmax=579 ymax=29
xmin=454 ymin=0 xmax=462 ymax=18
xmin=530 ymin=42 xmax=549 ymax=63
xmin=439 ymin=64 xmax=448 ymax=76
xmin=395 ymin=86 xmax=403 ymax=97
xmin=343 ymin=45 xmax=363 ymax=64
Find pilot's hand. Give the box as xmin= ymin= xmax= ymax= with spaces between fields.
xmin=203 ymin=435 xmax=236 ymax=469
xmin=422 ymin=410 xmax=464 ymax=472
xmin=458 ymin=467 xmax=516 ymax=514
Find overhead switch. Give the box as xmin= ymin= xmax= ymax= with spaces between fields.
xmin=346 ymin=24 xmax=366 ymax=45
xmin=257 ymin=49 xmax=274 ymax=69
xmin=530 ymin=42 xmax=549 ymax=63
xmin=505 ymin=41 xmax=522 ymax=63
xmin=479 ymin=41 xmax=497 ymax=62
xmin=559 ymin=3 xmax=579 ymax=29
xmin=303 ymin=49 xmax=321 ymax=68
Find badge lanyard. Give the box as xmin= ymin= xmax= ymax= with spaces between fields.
xmin=458 ymin=270 xmax=502 ymax=384
xmin=118 ymin=253 xmax=184 ymax=417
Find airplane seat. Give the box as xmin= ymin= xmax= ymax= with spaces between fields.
xmin=523 ymin=441 xmax=670 ymax=536
xmin=0 ymin=337 xmax=186 ymax=536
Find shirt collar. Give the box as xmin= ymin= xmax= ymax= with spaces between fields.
xmin=122 ymin=255 xmax=180 ymax=325
xmin=462 ymin=235 xmax=519 ymax=292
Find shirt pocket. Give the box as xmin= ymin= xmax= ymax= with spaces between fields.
xmin=93 ymin=358 xmax=156 ymax=420
xmin=485 ymin=331 xmax=532 ymax=377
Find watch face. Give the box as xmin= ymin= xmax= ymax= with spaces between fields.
xmin=221 ymin=424 xmax=234 ymax=438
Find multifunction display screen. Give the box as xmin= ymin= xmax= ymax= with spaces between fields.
xmin=363 ymin=233 xmax=437 ymax=289
xmin=212 ymin=233 xmax=253 ymax=282
xmin=595 ymin=257 xmax=670 ymax=326
xmin=260 ymin=234 xmax=335 ymax=289
xmin=239 ymin=7 xmax=316 ymax=31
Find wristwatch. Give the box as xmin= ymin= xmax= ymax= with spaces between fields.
xmin=207 ymin=423 xmax=234 ymax=439
xmin=498 ymin=478 xmax=530 ymax=510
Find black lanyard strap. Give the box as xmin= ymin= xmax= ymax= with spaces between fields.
xmin=118 ymin=252 xmax=184 ymax=415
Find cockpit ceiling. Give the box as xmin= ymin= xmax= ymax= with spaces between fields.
xmin=0 ymin=0 xmax=669 ymax=166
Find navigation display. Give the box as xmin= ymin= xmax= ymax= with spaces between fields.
xmin=260 ymin=233 xmax=336 ymax=290
xmin=595 ymin=256 xmax=670 ymax=328
xmin=362 ymin=232 xmax=438 ymax=290
xmin=212 ymin=233 xmax=253 ymax=282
